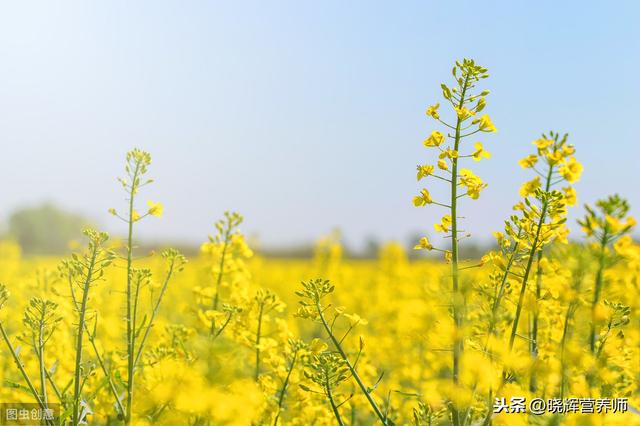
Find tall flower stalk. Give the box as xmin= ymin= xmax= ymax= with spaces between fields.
xmin=63 ymin=229 xmax=114 ymax=425
xmin=109 ymin=148 xmax=182 ymax=425
xmin=506 ymin=193 xmax=566 ymax=356
xmin=578 ymin=194 xmax=635 ymax=353
xmin=197 ymin=211 xmax=249 ymax=337
xmin=211 ymin=213 xmax=242 ymax=312
xmin=272 ymin=339 xmax=305 ymax=426
xmin=507 ymin=133 xmax=580 ymax=393
xmin=22 ymin=297 xmax=61 ymax=426
xmin=296 ymin=279 xmax=391 ymax=425
xmin=302 ymin=352 xmax=350 ymax=426
xmin=557 ymin=246 xmax=588 ymax=399
xmin=508 ymin=132 xmax=581 ymax=353
xmin=413 ymin=58 xmax=496 ymax=426
xmin=0 ymin=285 xmax=56 ymax=426
xmin=474 ymin=133 xmax=580 ymax=423
xmin=252 ymin=288 xmax=283 ymax=381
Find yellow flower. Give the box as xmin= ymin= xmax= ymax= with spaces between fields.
xmin=434 ymin=215 xmax=452 ymax=233
xmin=555 ymin=225 xmax=570 ymax=244
xmin=613 ymin=235 xmax=635 ymax=257
xmin=481 ymin=251 xmax=499 ymax=266
xmin=416 ymin=165 xmax=435 ymax=181
xmin=414 ymin=237 xmax=433 ymax=250
xmin=412 ymin=189 xmax=433 ymax=207
xmin=454 ymin=107 xmax=475 ymax=121
xmin=147 ymin=200 xmax=164 ymax=218
xmin=475 ymin=114 xmax=496 ymax=132
xmin=519 ymin=176 xmax=541 ymax=197
xmin=132 ymin=209 xmax=141 ymax=222
xmin=605 ymin=215 xmax=623 ymax=233
xmin=459 ymin=169 xmax=486 ymax=199
xmin=518 ymin=155 xmax=538 ymax=169
xmin=562 ymin=186 xmax=577 ymax=206
xmin=426 ymin=103 xmax=440 ymax=119
xmin=471 ymin=142 xmax=491 ymax=161
xmin=423 ymin=131 xmax=445 ymax=147
xmin=343 ymin=313 xmax=368 ymax=326
xmin=558 ymin=156 xmax=583 ymax=183
xmin=545 ymin=149 xmax=563 ymax=165
xmin=309 ymin=338 xmax=328 ymax=354
xmin=439 ymin=148 xmax=458 ymax=159
xmin=533 ymin=138 xmax=553 ymax=150
xmin=444 ymin=250 xmax=452 ymax=263
xmin=493 ymin=231 xmax=511 ymax=248
xmin=561 ymin=144 xmax=576 ymax=156
xmin=437 ymin=159 xmax=449 ymax=171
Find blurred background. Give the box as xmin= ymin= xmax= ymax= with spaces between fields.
xmin=0 ymin=1 xmax=638 ymax=257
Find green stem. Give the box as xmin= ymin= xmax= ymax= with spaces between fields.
xmin=72 ymin=246 xmax=98 ymax=426
xmin=449 ymin=72 xmax=470 ymax=426
xmin=209 ymin=228 xmax=231 ymax=337
xmin=589 ymin=230 xmax=608 ymax=353
xmin=125 ymin=162 xmax=141 ymax=425
xmin=559 ymin=302 xmax=575 ymax=400
xmin=509 ymin=212 xmax=551 ymax=349
xmin=44 ymin=367 xmax=63 ymax=406
xmin=211 ymin=230 xmax=231 ymax=315
xmin=529 ymin=170 xmax=552 ymax=392
xmin=484 ymin=238 xmax=521 ymax=352
xmin=130 ymin=273 xmax=142 ymax=372
xmin=0 ymin=323 xmax=53 ymax=426
xmin=273 ymin=349 xmax=299 ymax=426
xmin=528 ymin=252 xmax=542 ymax=393
xmin=254 ymin=302 xmax=264 ymax=381
xmin=133 ymin=260 xmax=176 ymax=367
xmin=316 ymin=302 xmax=389 ymax=425
xmin=464 ymin=238 xmax=521 ymax=426
xmin=37 ymin=310 xmax=48 ymax=408
xmin=508 ymin=165 xmax=554 ymax=351
xmin=326 ymin=380 xmax=346 ymax=426
xmin=86 ymin=325 xmax=126 ymax=418
xmin=211 ymin=312 xmax=233 ymax=340
xmin=531 ymin=252 xmax=542 ymax=357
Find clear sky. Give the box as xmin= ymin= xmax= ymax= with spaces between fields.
xmin=0 ymin=1 xmax=638 ymax=248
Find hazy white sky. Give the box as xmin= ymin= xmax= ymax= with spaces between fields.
xmin=1 ymin=1 xmax=638 ymax=248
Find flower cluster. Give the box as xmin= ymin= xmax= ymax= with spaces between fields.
xmin=413 ymin=58 xmax=496 ymax=260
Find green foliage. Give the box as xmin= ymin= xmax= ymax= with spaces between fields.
xmin=22 ymin=298 xmax=62 ymax=344
xmin=302 ymin=352 xmax=350 ymax=392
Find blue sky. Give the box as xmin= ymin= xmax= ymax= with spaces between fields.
xmin=0 ymin=1 xmax=638 ymax=248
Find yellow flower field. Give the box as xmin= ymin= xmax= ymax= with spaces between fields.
xmin=0 ymin=59 xmax=638 ymax=426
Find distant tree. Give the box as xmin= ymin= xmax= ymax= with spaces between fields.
xmin=363 ymin=235 xmax=381 ymax=259
xmin=8 ymin=203 xmax=90 ymax=255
